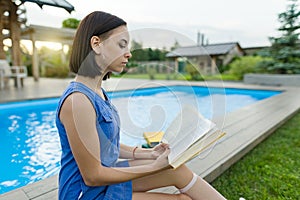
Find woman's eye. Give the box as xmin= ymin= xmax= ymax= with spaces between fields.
xmin=119 ymin=43 xmax=126 ymax=48
xmin=119 ymin=40 xmax=128 ymax=48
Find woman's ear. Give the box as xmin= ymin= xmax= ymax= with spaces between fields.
xmin=91 ymin=36 xmax=101 ymax=54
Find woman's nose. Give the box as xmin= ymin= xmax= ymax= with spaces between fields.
xmin=125 ymin=52 xmax=132 ymax=59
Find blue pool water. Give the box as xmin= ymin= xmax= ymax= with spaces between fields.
xmin=0 ymin=85 xmax=281 ymax=194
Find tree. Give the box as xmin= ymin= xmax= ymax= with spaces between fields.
xmin=62 ymin=18 xmax=80 ymax=29
xmin=129 ymin=40 xmax=147 ymax=61
xmin=258 ymin=0 xmax=300 ymax=74
xmin=130 ymin=40 xmax=167 ymax=61
xmin=170 ymin=40 xmax=180 ymax=51
xmin=130 ymin=40 xmax=143 ymax=50
xmin=148 ymin=48 xmax=167 ymax=61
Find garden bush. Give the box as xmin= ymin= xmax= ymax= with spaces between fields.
xmin=185 ymin=63 xmax=204 ymax=81
xmin=227 ymin=56 xmax=268 ymax=80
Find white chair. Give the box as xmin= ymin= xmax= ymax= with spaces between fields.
xmin=0 ymin=59 xmax=28 ymax=89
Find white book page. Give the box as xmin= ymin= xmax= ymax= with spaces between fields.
xmin=162 ymin=105 xmax=215 ymax=163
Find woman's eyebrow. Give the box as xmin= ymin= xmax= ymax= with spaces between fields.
xmin=120 ymin=39 xmax=128 ymax=44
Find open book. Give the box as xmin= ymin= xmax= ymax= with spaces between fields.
xmin=161 ymin=105 xmax=226 ymax=169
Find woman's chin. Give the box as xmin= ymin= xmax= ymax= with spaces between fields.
xmin=112 ymin=66 xmax=124 ymax=73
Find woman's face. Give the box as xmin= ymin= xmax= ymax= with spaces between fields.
xmin=99 ymin=25 xmax=132 ymax=73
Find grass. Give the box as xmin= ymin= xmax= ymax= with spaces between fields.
xmin=117 ymin=73 xmax=188 ymax=80
xmin=211 ymin=111 xmax=300 ymax=200
xmin=116 ymin=73 xmax=239 ymax=81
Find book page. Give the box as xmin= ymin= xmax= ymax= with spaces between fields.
xmin=170 ymin=129 xmax=226 ymax=169
xmin=161 ymin=105 xmax=216 ymax=164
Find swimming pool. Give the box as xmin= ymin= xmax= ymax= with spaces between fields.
xmin=0 ymin=85 xmax=281 ymax=194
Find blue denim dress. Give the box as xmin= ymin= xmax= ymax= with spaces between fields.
xmin=56 ymin=82 xmax=132 ymax=200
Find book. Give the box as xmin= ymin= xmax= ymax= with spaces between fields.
xmin=161 ymin=105 xmax=226 ymax=169
xmin=143 ymin=131 xmax=165 ymax=147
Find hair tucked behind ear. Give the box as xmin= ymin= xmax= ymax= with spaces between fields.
xmin=69 ymin=11 xmax=126 ymax=80
xmin=103 ymin=72 xmax=111 ymax=80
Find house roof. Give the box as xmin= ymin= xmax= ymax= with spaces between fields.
xmin=18 ymin=24 xmax=76 ymax=44
xmin=20 ymin=0 xmax=75 ymax=13
xmin=4 ymin=24 xmax=76 ymax=44
xmin=166 ymin=42 xmax=243 ymax=57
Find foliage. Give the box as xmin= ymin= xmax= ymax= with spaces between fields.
xmin=130 ymin=48 xmax=150 ymax=61
xmin=257 ymin=0 xmax=300 ymax=74
xmin=217 ymin=65 xmax=230 ymax=74
xmin=185 ymin=63 xmax=204 ymax=81
xmin=170 ymin=40 xmax=180 ymax=51
xmin=148 ymin=48 xmax=167 ymax=61
xmin=21 ymin=50 xmax=33 ymax=76
xmin=146 ymin=67 xmax=156 ymax=80
xmin=119 ymin=73 xmax=180 ymax=80
xmin=119 ymin=72 xmax=240 ymax=81
xmin=227 ymin=56 xmax=269 ymax=80
xmin=204 ymin=74 xmax=240 ymax=81
xmin=62 ymin=18 xmax=80 ymax=29
xmin=212 ymin=111 xmax=300 ymax=199
xmin=218 ymin=56 xmax=240 ymax=73
xmin=130 ymin=40 xmax=167 ymax=61
xmin=131 ymin=40 xmax=143 ymax=50
xmin=39 ymin=47 xmax=70 ymax=78
xmin=45 ymin=64 xmax=69 ymax=78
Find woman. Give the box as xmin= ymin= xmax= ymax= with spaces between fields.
xmin=56 ymin=11 xmax=226 ymax=200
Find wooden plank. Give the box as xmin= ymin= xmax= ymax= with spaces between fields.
xmin=32 ymin=189 xmax=58 ymax=200
xmin=0 ymin=189 xmax=29 ymax=200
xmin=220 ymin=91 xmax=299 ymax=130
xmin=23 ymin=175 xmax=58 ymax=199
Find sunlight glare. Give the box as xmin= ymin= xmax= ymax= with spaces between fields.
xmin=4 ymin=39 xmax=65 ymax=55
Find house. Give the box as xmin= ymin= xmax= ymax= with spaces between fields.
xmin=166 ymin=42 xmax=245 ymax=74
xmin=242 ymin=45 xmax=269 ymax=55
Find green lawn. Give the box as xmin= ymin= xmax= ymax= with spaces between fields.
xmin=117 ymin=73 xmax=188 ymax=80
xmin=211 ymin=111 xmax=300 ymax=200
xmin=116 ymin=73 xmax=239 ymax=81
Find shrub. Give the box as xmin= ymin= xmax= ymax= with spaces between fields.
xmin=45 ymin=64 xmax=69 ymax=78
xmin=147 ymin=67 xmax=156 ymax=80
xmin=38 ymin=47 xmax=70 ymax=78
xmin=185 ymin=63 xmax=204 ymax=81
xmin=227 ymin=56 xmax=268 ymax=80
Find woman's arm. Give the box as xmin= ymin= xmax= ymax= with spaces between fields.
xmin=120 ymin=143 xmax=169 ymax=160
xmin=60 ymin=93 xmax=170 ymax=187
xmin=119 ymin=143 xmax=152 ymax=160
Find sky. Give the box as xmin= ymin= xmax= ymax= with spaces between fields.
xmin=22 ymin=0 xmax=290 ymax=49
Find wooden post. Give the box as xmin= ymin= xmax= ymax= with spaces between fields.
xmin=211 ymin=56 xmax=216 ymax=74
xmin=175 ymin=58 xmax=178 ymax=73
xmin=0 ymin=5 xmax=6 ymax=60
xmin=61 ymin=43 xmax=66 ymax=64
xmin=10 ymin=3 xmax=22 ymax=66
xmin=31 ymin=32 xmax=39 ymax=81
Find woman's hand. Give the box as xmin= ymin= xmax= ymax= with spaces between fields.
xmin=128 ymin=143 xmax=169 ymax=160
xmin=151 ymin=143 xmax=170 ymax=159
xmin=151 ymin=147 xmax=170 ymax=170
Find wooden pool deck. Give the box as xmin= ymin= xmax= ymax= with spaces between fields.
xmin=1 ymin=78 xmax=300 ymax=199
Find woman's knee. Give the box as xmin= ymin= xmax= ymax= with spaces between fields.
xmin=170 ymin=165 xmax=194 ymax=188
xmin=173 ymin=164 xmax=190 ymax=175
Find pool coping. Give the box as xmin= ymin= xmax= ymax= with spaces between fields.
xmin=1 ymin=78 xmax=300 ymax=199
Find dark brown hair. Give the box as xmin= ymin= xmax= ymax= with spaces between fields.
xmin=69 ymin=11 xmax=127 ymax=80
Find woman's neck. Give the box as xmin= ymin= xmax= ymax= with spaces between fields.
xmin=75 ymin=75 xmax=103 ymax=92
